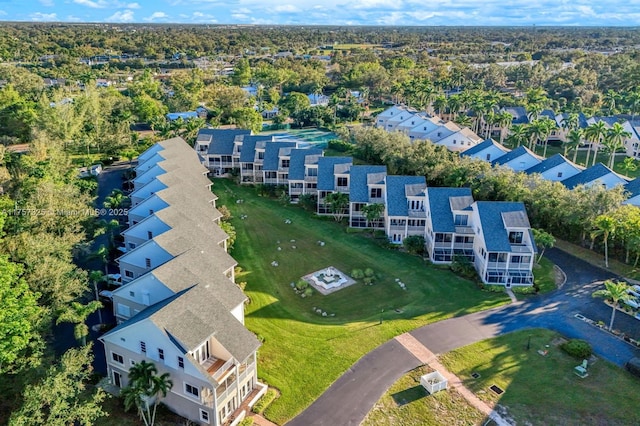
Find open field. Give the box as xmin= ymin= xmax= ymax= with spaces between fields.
xmin=213 ymin=179 xmax=509 ymax=424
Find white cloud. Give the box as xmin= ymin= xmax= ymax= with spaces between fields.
xmin=73 ymin=0 xmax=104 ymax=7
xmin=126 ymin=2 xmax=141 ymax=9
xmin=73 ymin=0 xmax=140 ymax=8
xmin=144 ymin=11 xmax=168 ymax=21
xmin=0 ymin=10 xmax=7 ymax=17
xmin=30 ymin=12 xmax=58 ymax=21
xmin=106 ymin=9 xmax=134 ymax=22
xmin=273 ymin=5 xmax=300 ymax=13
xmin=39 ymin=0 xmax=55 ymax=6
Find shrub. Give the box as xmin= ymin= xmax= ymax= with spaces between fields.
xmin=238 ymin=417 xmax=254 ymax=426
xmin=304 ymin=287 xmax=313 ymax=297
xmin=450 ymin=255 xmax=477 ymax=280
xmin=363 ymin=276 xmax=374 ymax=285
xmin=484 ymin=284 xmax=505 ymax=293
xmin=351 ymin=269 xmax=364 ymax=279
xmin=295 ymin=279 xmax=309 ymax=291
xmin=560 ymin=339 xmax=592 ymax=359
xmin=512 ymin=286 xmax=536 ymax=294
xmin=403 ymin=235 xmax=426 ymax=256
xmin=298 ymin=193 xmax=317 ymax=211
xmin=252 ymin=388 xmax=278 ymax=414
xmin=364 ymin=268 xmax=375 ymax=277
xmin=327 ymin=139 xmax=354 ymax=152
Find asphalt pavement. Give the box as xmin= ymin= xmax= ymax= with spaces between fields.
xmin=289 ymin=247 xmax=640 ymax=426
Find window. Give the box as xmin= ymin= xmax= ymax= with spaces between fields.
xmin=488 ymin=253 xmax=508 ymax=263
xmin=147 ymin=231 xmax=153 ymax=239
xmin=258 ymin=152 xmax=265 ymax=160
xmin=370 ymin=188 xmax=382 ymax=198
xmin=557 ymin=172 xmax=563 ymax=178
xmin=178 ymin=356 xmax=184 ymax=369
xmin=124 ymin=270 xmax=134 ymax=278
xmin=128 ymin=242 xmax=136 ymax=249
xmin=158 ymin=348 xmax=164 ymax=360
xmin=129 ymin=290 xmax=135 ymax=297
xmin=281 ymin=159 xmax=290 ymax=168
xmin=508 ymin=231 xmax=524 ymax=244
xmin=200 ymin=410 xmax=210 ymax=424
xmin=486 ymin=153 xmax=491 ymax=161
xmin=454 ymin=215 xmax=468 ymax=226
xmin=111 ymin=352 xmax=124 ymax=364
xmin=337 ymin=177 xmax=348 ymax=187
xmin=185 ymin=383 xmax=199 ymax=398
xmin=116 ymin=304 xmax=130 ymax=317
xmin=149 ymin=209 xmax=154 ymax=215
xmin=307 ymin=167 xmax=318 ymax=177
xmin=140 ymin=341 xmax=146 ymax=353
xmin=435 ymin=233 xmax=452 ymax=243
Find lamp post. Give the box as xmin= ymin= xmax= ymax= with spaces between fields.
xmin=379 ymin=308 xmax=384 ymax=325
xmin=526 ymin=335 xmax=531 ymax=351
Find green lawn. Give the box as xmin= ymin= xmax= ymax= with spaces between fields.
xmin=439 ymin=329 xmax=640 ymax=425
xmin=213 ymin=180 xmax=509 ymax=424
xmin=362 ymin=365 xmax=485 ymax=426
xmin=533 ymin=257 xmax=557 ymax=294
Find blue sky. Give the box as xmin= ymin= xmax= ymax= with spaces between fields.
xmin=0 ymin=0 xmax=639 ymax=26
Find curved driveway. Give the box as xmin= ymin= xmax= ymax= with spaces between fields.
xmin=288 ymin=248 xmax=640 ymax=426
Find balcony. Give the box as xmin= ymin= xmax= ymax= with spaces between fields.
xmin=510 ymin=244 xmax=533 ymax=254
xmin=408 ymin=210 xmax=426 ymax=218
xmin=455 ymin=226 xmax=474 ymax=234
xmin=202 ymin=357 xmax=235 ymax=384
xmin=335 ymin=185 xmax=349 ymax=192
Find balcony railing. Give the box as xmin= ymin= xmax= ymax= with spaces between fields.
xmin=510 ymin=244 xmax=533 ymax=254
xmin=455 ymin=226 xmax=475 ymax=234
xmin=408 ymin=210 xmax=426 ymax=218
xmin=335 ymin=185 xmax=349 ymax=192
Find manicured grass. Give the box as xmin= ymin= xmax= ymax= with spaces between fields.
xmin=439 ymin=329 xmax=640 ymax=425
xmin=362 ymin=366 xmax=485 ymax=426
xmin=214 ymin=180 xmax=509 ymax=424
xmin=99 ymin=394 xmax=186 ymax=425
xmin=533 ymin=257 xmax=557 ymax=294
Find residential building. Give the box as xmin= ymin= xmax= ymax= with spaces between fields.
xmin=384 ymin=176 xmax=427 ymax=244
xmin=424 ymin=187 xmax=475 ymax=263
xmin=491 ymin=146 xmax=542 ymax=172
xmin=525 ymin=153 xmax=582 ymax=182
xmin=375 ymin=105 xmax=414 ymax=129
xmin=561 ymin=163 xmax=628 ymax=190
xmin=348 ymin=165 xmax=387 ymax=228
xmin=460 ymin=139 xmax=510 ymax=162
xmin=623 ymin=178 xmax=640 ymax=207
xmin=287 ymin=148 xmax=324 ymax=202
xmin=471 ymin=201 xmax=536 ymax=286
xmin=262 ymin=141 xmax=298 ymax=185
xmin=316 ymin=157 xmax=353 ymax=215
xmin=238 ymin=135 xmax=275 ymax=184
xmin=194 ymin=129 xmax=252 ymax=176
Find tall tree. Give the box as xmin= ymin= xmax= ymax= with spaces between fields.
xmin=591 ymin=214 xmax=616 ymax=268
xmin=603 ymin=122 xmax=631 ymax=169
xmin=531 ymin=228 xmax=556 ymax=264
xmin=324 ymin=192 xmax=349 ymax=222
xmin=122 ymin=361 xmax=173 ymax=426
xmin=564 ymin=129 xmax=583 ymax=162
xmin=592 ymin=280 xmax=632 ymax=331
xmin=583 ymin=121 xmax=608 ymax=167
xmin=56 ymin=300 xmax=102 ymax=346
xmin=361 ymin=203 xmax=385 ymax=230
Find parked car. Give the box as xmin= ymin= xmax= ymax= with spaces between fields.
xmin=107 ymin=273 xmax=122 ymax=286
xmin=98 ymin=290 xmax=114 ymax=303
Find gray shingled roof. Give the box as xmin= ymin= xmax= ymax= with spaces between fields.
xmin=385 ymin=176 xmax=426 ymax=216
xmin=491 ymin=146 xmax=537 ymax=166
xmin=525 ymin=153 xmax=574 ymax=175
xmin=474 ymin=201 xmax=530 ymax=252
xmin=262 ymin=141 xmax=297 ymax=171
xmin=561 ymin=163 xmax=627 ymax=190
xmin=502 ymin=210 xmax=531 ymax=228
xmin=288 ymin=148 xmax=323 ymax=181
xmin=197 ymin=129 xmax=251 ymax=155
xmin=349 ymin=165 xmax=387 ymax=202
xmin=427 ymin=187 xmax=473 ymax=233
xmin=460 ymin=139 xmax=508 ymax=157
xmin=625 ymin=177 xmax=640 ymax=198
xmin=317 ymin=157 xmax=352 ymax=191
xmin=152 ymin=185 xmax=222 ymax=222
xmin=238 ymin=135 xmax=274 ymax=163
xmin=503 ymin=107 xmax=529 ymax=125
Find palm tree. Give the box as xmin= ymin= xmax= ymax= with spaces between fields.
xmin=592 ymin=280 xmax=632 ymax=331
xmin=123 ymin=361 xmax=173 ymax=426
xmin=361 ymin=203 xmax=385 ymax=232
xmin=447 ymin=94 xmax=462 ymax=120
xmin=89 ymin=270 xmax=105 ymax=324
xmin=603 ymin=122 xmax=632 ymax=169
xmin=56 ymin=301 xmax=102 ymax=345
xmin=92 ymin=244 xmax=111 ymax=275
xmin=583 ymin=121 xmax=608 ymax=167
xmin=496 ymin=111 xmax=513 ymax=145
xmin=506 ymin=124 xmax=528 ymax=148
xmin=565 ymin=129 xmax=583 ymax=163
xmin=602 ymin=90 xmax=620 ymax=115
xmin=325 ymin=191 xmax=349 ymax=222
xmin=432 ymin=95 xmax=447 ymax=119
xmin=591 ymin=214 xmax=616 ymax=268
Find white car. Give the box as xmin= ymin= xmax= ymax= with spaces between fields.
xmin=107 ymin=273 xmax=122 ymax=286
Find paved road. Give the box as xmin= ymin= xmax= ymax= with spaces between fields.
xmin=289 ymin=248 xmax=640 ymax=426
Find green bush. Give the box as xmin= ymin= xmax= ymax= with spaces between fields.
xmin=363 ymin=276 xmax=374 ymax=285
xmin=364 ymin=268 xmax=375 ymax=277
xmin=252 ymin=388 xmax=278 ymax=414
xmin=403 ymin=235 xmax=426 ymax=256
xmin=304 ymin=287 xmax=313 ymax=297
xmin=351 ymin=268 xmax=364 ymax=279
xmin=450 ymin=255 xmax=477 ymax=280
xmin=295 ymin=279 xmax=309 ymax=291
xmin=512 ymin=285 xmax=537 ymax=294
xmin=327 ymin=139 xmax=354 ymax=152
xmin=560 ymin=339 xmax=592 ymax=359
xmin=484 ymin=284 xmax=505 ymax=293
xmin=238 ymin=417 xmax=254 ymax=426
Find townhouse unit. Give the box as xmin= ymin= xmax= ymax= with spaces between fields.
xmin=238 ymin=135 xmax=275 ymax=184
xmin=623 ymin=178 xmax=640 ymax=207
xmin=491 ymin=146 xmax=542 ymax=172
xmin=348 ymin=165 xmax=387 ymax=228
xmin=384 ymin=176 xmax=427 ymax=244
xmin=193 ymin=128 xmax=252 ymax=175
xmin=561 ymin=163 xmax=628 ymax=190
xmin=375 ymin=105 xmax=418 ymax=130
xmin=525 ymin=153 xmax=582 ymax=182
xmin=460 ymin=138 xmax=510 ymax=162
xmin=287 ymin=148 xmax=324 ymax=202
xmin=316 ymin=156 xmax=353 ymax=215
xmin=102 ymin=138 xmax=264 ymax=426
xmin=261 ymin=141 xmax=298 ymax=185
xmin=471 ymin=201 xmax=536 ymax=286
xmin=424 ymin=187 xmax=475 ymax=263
